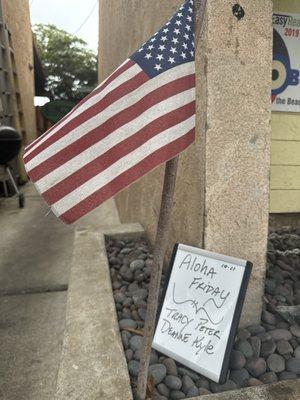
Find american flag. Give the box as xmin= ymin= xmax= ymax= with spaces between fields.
xmin=23 ymin=0 xmax=196 ymax=224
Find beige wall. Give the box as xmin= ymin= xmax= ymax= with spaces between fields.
xmin=3 ymin=0 xmax=36 ymax=144
xmin=98 ymin=0 xmax=273 ymax=325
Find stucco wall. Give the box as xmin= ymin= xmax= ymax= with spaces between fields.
xmin=2 ymin=0 xmax=36 ymax=145
xmin=98 ymin=0 xmax=273 ymax=325
xmin=271 ymin=0 xmax=300 ymax=213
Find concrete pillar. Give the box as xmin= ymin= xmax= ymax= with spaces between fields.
xmin=201 ymin=0 xmax=273 ymax=326
xmin=98 ymin=0 xmax=273 ymax=326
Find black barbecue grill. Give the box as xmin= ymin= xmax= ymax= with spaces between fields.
xmin=0 ymin=126 xmax=25 ymax=208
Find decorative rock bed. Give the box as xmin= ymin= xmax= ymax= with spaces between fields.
xmin=106 ymin=229 xmax=300 ymax=399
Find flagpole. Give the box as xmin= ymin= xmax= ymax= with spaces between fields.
xmin=136 ymin=1 xmax=207 ymax=399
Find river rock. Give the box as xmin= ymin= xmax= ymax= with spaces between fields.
xmin=195 ymin=378 xmax=210 ymax=390
xmin=260 ymin=338 xmax=276 ymax=358
xmin=127 ymin=282 xmax=140 ymax=293
xmin=210 ymin=380 xmax=237 ymax=393
xmin=230 ymin=368 xmax=249 ymax=386
xmin=122 ymin=308 xmax=131 ymax=319
xmin=259 ymin=371 xmax=278 ymax=384
xmin=170 ymin=390 xmax=185 ymax=400
xmin=114 ymin=292 xmax=126 ymax=304
xmin=235 ymin=340 xmax=253 ymax=358
xmin=245 ymin=357 xmax=267 ymax=377
xmin=186 ymin=387 xmax=199 ymax=397
xmin=290 ymin=324 xmax=300 ymax=338
xmin=149 ymin=364 xmax=167 ymax=385
xmin=165 ymin=375 xmax=182 ymax=390
xmin=269 ymin=329 xmax=292 ymax=341
xmin=162 ymin=358 xmax=178 ymax=376
xmin=121 ymin=331 xmax=129 ymax=349
xmin=267 ymin=354 xmax=285 ymax=373
xmin=157 ymin=383 xmax=170 ymax=397
xmin=278 ymin=371 xmax=298 ymax=380
xmin=294 ymin=346 xmax=300 ymax=359
xmin=138 ymin=308 xmax=146 ymax=320
xmin=286 ymin=357 xmax=300 ymax=374
xmin=249 ymin=336 xmax=261 ymax=358
xmin=248 ymin=325 xmax=265 ymax=335
xmin=123 ymin=297 xmax=133 ymax=308
xmin=238 ymin=328 xmax=251 ymax=340
xmin=130 ymin=259 xmax=145 ymax=271
xmin=178 ymin=367 xmax=199 ymax=382
xmin=132 ymin=288 xmax=148 ymax=303
xmin=276 ymin=339 xmax=293 ymax=355
xmin=133 ymin=349 xmax=158 ymax=364
xmin=153 ymin=389 xmax=167 ymax=400
xmin=125 ymin=349 xmax=133 ymax=362
xmin=128 ymin=360 xmax=140 ymax=377
xmin=229 ymin=350 xmax=246 ymax=370
xmin=246 ymin=378 xmax=264 ymax=387
xmin=129 ymin=335 xmax=143 ymax=351
xmin=119 ymin=319 xmax=137 ymax=330
xmin=181 ymin=375 xmax=195 ymax=394
xmin=262 ymin=309 xmax=277 ymax=325
xmin=198 ymin=388 xmax=211 ymax=395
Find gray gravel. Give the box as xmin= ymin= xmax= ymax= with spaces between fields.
xmin=106 ymin=229 xmax=300 ymax=399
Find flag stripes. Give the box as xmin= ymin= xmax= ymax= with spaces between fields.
xmin=42 ymin=100 xmax=195 ymax=204
xmin=24 ymin=60 xmax=140 ymax=159
xmin=59 ymin=129 xmax=195 ymax=223
xmin=58 ymin=126 xmax=195 ymax=223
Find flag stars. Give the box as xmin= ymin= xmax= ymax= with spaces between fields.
xmin=131 ymin=0 xmax=195 ymax=77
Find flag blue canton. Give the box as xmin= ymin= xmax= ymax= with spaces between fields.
xmin=131 ymin=0 xmax=195 ymax=78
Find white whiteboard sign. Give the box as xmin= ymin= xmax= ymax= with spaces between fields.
xmin=153 ymin=244 xmax=252 ymax=383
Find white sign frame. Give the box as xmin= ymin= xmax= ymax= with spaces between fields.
xmin=152 ymin=243 xmax=252 ymax=383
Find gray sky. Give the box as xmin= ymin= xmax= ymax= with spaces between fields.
xmin=30 ymin=0 xmax=99 ymax=53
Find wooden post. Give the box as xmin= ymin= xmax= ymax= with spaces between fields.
xmin=136 ymin=2 xmax=207 ymax=399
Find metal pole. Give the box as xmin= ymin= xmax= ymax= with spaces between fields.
xmin=136 ymin=1 xmax=207 ymax=399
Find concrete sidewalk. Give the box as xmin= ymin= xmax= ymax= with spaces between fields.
xmin=0 ymin=184 xmax=119 ymax=400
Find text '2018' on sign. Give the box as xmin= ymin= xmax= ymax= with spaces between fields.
xmin=152 ymin=244 xmax=252 ymax=383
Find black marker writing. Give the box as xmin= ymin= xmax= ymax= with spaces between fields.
xmin=172 ymin=283 xmax=223 ymax=325
xmin=179 ymin=254 xmax=217 ymax=280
